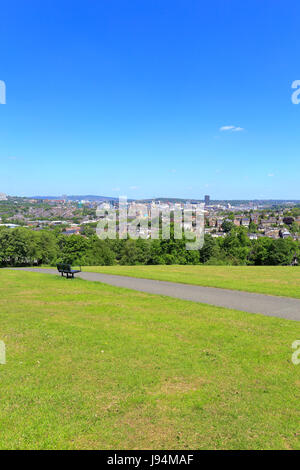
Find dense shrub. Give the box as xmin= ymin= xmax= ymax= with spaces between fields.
xmin=0 ymin=226 xmax=299 ymax=267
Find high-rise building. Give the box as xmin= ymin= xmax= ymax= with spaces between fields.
xmin=204 ymin=195 xmax=210 ymax=205
xmin=0 ymin=193 xmax=7 ymax=201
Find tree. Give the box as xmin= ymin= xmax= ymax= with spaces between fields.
xmin=86 ymin=237 xmax=115 ymax=265
xmin=221 ymin=219 xmax=234 ymax=233
xmin=248 ymin=221 xmax=258 ymax=233
xmin=199 ymin=235 xmax=219 ymax=263
xmin=58 ymin=234 xmax=90 ymax=264
xmin=248 ymin=237 xmax=272 ymax=265
xmin=290 ymin=222 xmax=300 ymax=234
xmin=36 ymin=231 xmax=58 ymax=265
xmin=119 ymin=238 xmax=152 ymax=265
xmin=0 ymin=228 xmax=36 ymax=266
xmin=220 ymin=229 xmax=249 ymax=264
xmin=267 ymin=238 xmax=297 ymax=266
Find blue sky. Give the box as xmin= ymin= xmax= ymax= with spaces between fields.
xmin=0 ymin=0 xmax=299 ymax=199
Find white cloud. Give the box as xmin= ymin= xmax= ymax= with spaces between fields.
xmin=267 ymin=173 xmax=275 ymax=177
xmin=220 ymin=125 xmax=244 ymax=132
xmin=129 ymin=186 xmax=139 ymax=190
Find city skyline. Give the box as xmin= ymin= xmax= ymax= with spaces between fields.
xmin=2 ymin=192 xmax=300 ymax=203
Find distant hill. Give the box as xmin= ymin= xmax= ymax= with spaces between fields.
xmin=137 ymin=197 xmax=203 ymax=203
xmin=32 ymin=195 xmax=118 ymax=202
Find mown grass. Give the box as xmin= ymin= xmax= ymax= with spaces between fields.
xmin=82 ymin=265 xmax=300 ymax=299
xmin=0 ymin=269 xmax=299 ymax=449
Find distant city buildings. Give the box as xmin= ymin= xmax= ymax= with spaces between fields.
xmin=1 ymin=194 xmax=300 ymax=242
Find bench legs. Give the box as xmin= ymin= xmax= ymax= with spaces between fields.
xmin=59 ymin=272 xmax=75 ymax=279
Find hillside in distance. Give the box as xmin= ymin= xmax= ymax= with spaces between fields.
xmin=32 ymin=195 xmax=118 ymax=202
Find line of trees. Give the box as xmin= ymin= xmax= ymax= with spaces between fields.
xmin=0 ymin=226 xmax=299 ymax=267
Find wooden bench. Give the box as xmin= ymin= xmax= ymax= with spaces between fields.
xmin=57 ymin=263 xmax=81 ymax=279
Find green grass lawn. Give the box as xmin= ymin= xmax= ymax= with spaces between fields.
xmin=82 ymin=265 xmax=300 ymax=299
xmin=0 ymin=270 xmax=299 ymax=449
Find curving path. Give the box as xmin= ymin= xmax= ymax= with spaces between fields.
xmin=8 ymin=267 xmax=300 ymax=321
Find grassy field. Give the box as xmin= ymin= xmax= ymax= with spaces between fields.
xmin=82 ymin=265 xmax=300 ymax=299
xmin=0 ymin=269 xmax=299 ymax=449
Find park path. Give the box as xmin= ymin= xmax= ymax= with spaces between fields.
xmin=9 ymin=267 xmax=300 ymax=322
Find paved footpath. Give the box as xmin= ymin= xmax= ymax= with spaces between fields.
xmin=9 ymin=267 xmax=300 ymax=322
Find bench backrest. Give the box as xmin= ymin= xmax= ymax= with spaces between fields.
xmin=57 ymin=263 xmax=72 ymax=272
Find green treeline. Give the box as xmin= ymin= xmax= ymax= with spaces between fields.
xmin=0 ymin=226 xmax=299 ymax=267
